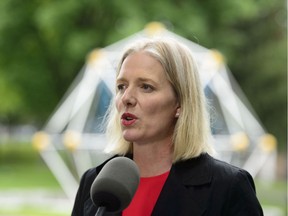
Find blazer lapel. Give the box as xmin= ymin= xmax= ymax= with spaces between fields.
xmin=152 ymin=154 xmax=212 ymax=216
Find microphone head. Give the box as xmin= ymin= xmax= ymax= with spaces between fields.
xmin=90 ymin=157 xmax=140 ymax=213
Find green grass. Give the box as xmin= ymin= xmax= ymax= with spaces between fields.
xmin=0 ymin=142 xmax=66 ymax=216
xmin=0 ymin=163 xmax=61 ymax=189
xmin=0 ymin=208 xmax=68 ymax=216
xmin=256 ymin=180 xmax=287 ymax=215
xmin=0 ymin=142 xmax=61 ymax=189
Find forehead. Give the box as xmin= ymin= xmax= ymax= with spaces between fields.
xmin=122 ymin=51 xmax=161 ymax=69
xmin=118 ymin=52 xmax=166 ymax=80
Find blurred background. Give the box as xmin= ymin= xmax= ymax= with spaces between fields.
xmin=0 ymin=0 xmax=286 ymax=215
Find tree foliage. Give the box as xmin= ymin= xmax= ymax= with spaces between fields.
xmin=0 ymin=0 xmax=286 ymax=149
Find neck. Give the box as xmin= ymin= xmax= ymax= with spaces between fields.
xmin=132 ymin=141 xmax=173 ymax=177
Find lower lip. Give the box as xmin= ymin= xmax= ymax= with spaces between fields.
xmin=121 ymin=119 xmax=137 ymax=126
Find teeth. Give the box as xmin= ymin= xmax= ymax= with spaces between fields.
xmin=126 ymin=117 xmax=133 ymax=120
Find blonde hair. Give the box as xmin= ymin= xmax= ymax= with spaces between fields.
xmin=105 ymin=38 xmax=214 ymax=162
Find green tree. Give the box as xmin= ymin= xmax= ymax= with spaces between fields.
xmin=231 ymin=4 xmax=287 ymax=150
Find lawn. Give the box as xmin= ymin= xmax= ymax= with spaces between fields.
xmin=0 ymin=142 xmax=69 ymax=216
xmin=0 ymin=141 xmax=61 ymax=189
xmin=256 ymin=180 xmax=287 ymax=215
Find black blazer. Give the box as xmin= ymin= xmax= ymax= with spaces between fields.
xmin=71 ymin=153 xmax=263 ymax=216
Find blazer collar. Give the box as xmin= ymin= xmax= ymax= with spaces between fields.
xmin=174 ymin=153 xmax=212 ymax=186
xmin=152 ymin=153 xmax=213 ymax=216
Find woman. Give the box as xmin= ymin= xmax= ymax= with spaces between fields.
xmin=72 ymin=38 xmax=263 ymax=215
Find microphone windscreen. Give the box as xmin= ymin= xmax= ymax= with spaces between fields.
xmin=90 ymin=157 xmax=140 ymax=213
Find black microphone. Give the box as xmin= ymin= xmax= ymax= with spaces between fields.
xmin=90 ymin=157 xmax=140 ymax=215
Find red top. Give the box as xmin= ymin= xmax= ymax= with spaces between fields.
xmin=122 ymin=171 xmax=170 ymax=216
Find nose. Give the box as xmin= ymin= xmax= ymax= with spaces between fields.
xmin=121 ymin=87 xmax=137 ymax=107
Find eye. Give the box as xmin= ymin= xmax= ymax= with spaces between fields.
xmin=141 ymin=83 xmax=154 ymax=92
xmin=117 ymin=83 xmax=126 ymax=92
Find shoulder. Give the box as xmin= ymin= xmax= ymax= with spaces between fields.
xmin=174 ymin=153 xmax=257 ymax=196
xmin=71 ymin=167 xmax=97 ymax=215
xmin=74 ymin=167 xmax=97 ymax=203
xmin=209 ymin=154 xmax=253 ymax=180
xmin=175 ymin=153 xmax=252 ymax=181
xmin=80 ymin=155 xmax=117 ymax=190
xmin=168 ymin=154 xmax=263 ymax=215
xmin=74 ymin=156 xmax=118 ymax=201
xmin=205 ymin=155 xmax=263 ymax=215
xmin=81 ymin=168 xmax=97 ymax=187
xmin=202 ymin=154 xmax=256 ymax=190
xmin=71 ymin=156 xmax=117 ymax=215
xmin=209 ymin=155 xmax=256 ymax=189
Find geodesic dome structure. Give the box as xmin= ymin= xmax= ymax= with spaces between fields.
xmin=32 ymin=22 xmax=277 ymax=201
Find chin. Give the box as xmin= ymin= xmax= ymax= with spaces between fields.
xmin=123 ymin=133 xmax=134 ymax=142
xmin=122 ymin=133 xmax=138 ymax=142
xmin=123 ymin=137 xmax=138 ymax=143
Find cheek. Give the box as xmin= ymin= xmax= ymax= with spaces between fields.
xmin=145 ymin=98 xmax=177 ymax=117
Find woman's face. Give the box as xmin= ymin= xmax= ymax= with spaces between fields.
xmin=115 ymin=51 xmax=179 ymax=145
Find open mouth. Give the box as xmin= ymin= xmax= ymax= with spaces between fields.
xmin=124 ymin=116 xmax=133 ymax=120
xmin=121 ymin=113 xmax=137 ymax=126
xmin=122 ymin=113 xmax=136 ymax=120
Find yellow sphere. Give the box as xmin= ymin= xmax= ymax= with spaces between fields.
xmin=258 ymin=134 xmax=277 ymax=152
xmin=144 ymin=22 xmax=166 ymax=37
xmin=63 ymin=130 xmax=81 ymax=152
xmin=87 ymin=49 xmax=104 ymax=64
xmin=230 ymin=132 xmax=249 ymax=152
xmin=32 ymin=131 xmax=50 ymax=152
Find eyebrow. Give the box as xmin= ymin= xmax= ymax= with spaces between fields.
xmin=138 ymin=77 xmax=157 ymax=84
xmin=116 ymin=77 xmax=158 ymax=84
xmin=116 ymin=77 xmax=126 ymax=83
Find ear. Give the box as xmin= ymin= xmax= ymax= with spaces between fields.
xmin=175 ymin=107 xmax=181 ymax=118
